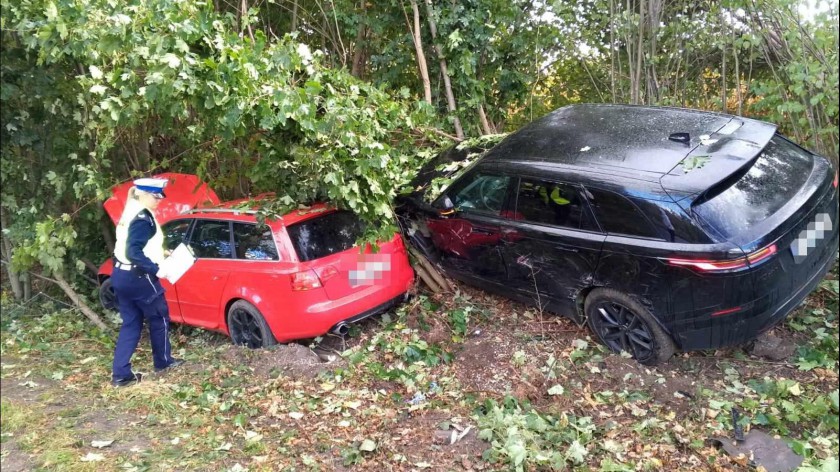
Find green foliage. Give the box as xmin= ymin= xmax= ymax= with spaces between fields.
xmin=447 ymin=307 xmax=471 ymax=338
xmin=537 ymin=0 xmax=838 ymax=160
xmin=681 ymin=156 xmax=711 ymax=173
xmin=420 ymin=134 xmax=507 ymax=203
xmin=787 ymin=283 xmax=839 ymax=371
xmin=745 ymin=377 xmax=839 ymax=436
xmin=2 ymin=0 xmax=837 ymax=310
xmin=748 ymin=1 xmax=839 ymax=158
xmin=2 ymin=0 xmax=442 ymax=281
xmin=476 ymin=397 xmax=597 ymax=471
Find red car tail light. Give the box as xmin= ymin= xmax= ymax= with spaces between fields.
xmin=319 ymin=266 xmax=339 ymax=282
xmin=833 ymin=171 xmax=838 ymax=188
xmin=667 ymin=243 xmax=777 ymax=273
xmin=291 ymin=270 xmax=323 ymax=291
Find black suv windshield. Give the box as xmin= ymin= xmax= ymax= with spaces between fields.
xmin=287 ymin=210 xmax=365 ymax=261
xmin=693 ymin=136 xmax=814 ymax=239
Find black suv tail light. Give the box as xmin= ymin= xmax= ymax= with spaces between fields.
xmin=667 ymin=243 xmax=777 ymax=273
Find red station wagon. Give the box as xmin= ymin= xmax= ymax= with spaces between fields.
xmin=98 ymin=174 xmax=415 ymax=348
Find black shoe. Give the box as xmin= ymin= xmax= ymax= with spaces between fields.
xmin=112 ymin=373 xmax=143 ymax=387
xmin=155 ymin=358 xmax=185 ymax=373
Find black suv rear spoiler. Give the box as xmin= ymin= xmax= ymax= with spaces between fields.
xmin=660 ymin=118 xmax=777 ymax=204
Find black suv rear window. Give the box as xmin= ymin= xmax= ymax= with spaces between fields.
xmin=693 ymin=136 xmax=814 ymax=239
xmin=287 ymin=210 xmax=364 ymax=262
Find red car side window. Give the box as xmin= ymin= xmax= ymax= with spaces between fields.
xmin=190 ymin=220 xmax=233 ymax=259
xmin=232 ymin=222 xmax=279 ymax=260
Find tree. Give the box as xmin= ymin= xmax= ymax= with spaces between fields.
xmin=1 ymin=0 xmax=440 ymax=313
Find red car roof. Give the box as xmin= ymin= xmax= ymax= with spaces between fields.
xmin=104 ymin=173 xmax=220 ymax=224
xmin=106 ymin=174 xmax=341 ymax=227
xmin=190 ymin=198 xmax=336 ymax=226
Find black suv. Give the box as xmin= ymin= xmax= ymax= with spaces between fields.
xmin=397 ymin=104 xmax=839 ymax=364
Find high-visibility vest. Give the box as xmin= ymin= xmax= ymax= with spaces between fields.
xmin=538 ymin=186 xmax=570 ymax=205
xmin=114 ymin=199 xmax=164 ymax=265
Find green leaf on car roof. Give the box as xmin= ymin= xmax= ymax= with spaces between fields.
xmin=682 ymin=155 xmax=711 ymax=173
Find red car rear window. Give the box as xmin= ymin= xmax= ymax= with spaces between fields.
xmin=286 ymin=210 xmax=365 ymax=262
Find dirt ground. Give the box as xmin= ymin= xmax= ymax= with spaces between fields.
xmin=2 ymin=277 xmax=838 ymax=470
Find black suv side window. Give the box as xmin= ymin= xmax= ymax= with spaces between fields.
xmin=190 ymin=220 xmax=233 ymax=259
xmin=514 ymin=178 xmax=587 ymax=229
xmin=447 ymin=172 xmax=511 ymax=216
xmin=233 ymin=223 xmax=279 ymax=260
xmin=584 ymin=187 xmax=659 ymax=239
xmin=631 ymin=199 xmax=712 ymax=243
xmin=163 ymin=219 xmax=192 ymax=252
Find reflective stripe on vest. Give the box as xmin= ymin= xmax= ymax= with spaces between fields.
xmin=538 ymin=186 xmax=570 ymax=205
xmin=114 ymin=199 xmax=164 ymax=265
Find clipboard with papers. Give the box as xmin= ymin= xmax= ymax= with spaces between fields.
xmin=159 ymin=243 xmax=196 ymax=284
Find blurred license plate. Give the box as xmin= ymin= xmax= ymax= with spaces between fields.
xmin=790 ymin=213 xmax=832 ymax=264
xmin=349 ymin=255 xmax=392 ymax=287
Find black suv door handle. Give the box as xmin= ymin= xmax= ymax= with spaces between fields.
xmin=556 ymin=245 xmax=579 ymax=253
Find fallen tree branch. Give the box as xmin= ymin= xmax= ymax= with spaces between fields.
xmin=408 ymin=247 xmax=454 ymax=292
xmin=413 ymin=260 xmax=444 ymax=293
xmin=51 ymin=272 xmax=110 ymax=331
xmin=81 ymin=258 xmax=101 ymax=275
xmin=420 ymin=126 xmax=463 ymax=142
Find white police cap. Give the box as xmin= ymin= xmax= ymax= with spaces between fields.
xmin=133 ymin=178 xmax=168 ymax=198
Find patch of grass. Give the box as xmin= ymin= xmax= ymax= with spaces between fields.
xmin=57 ymin=406 xmax=84 ymax=419
xmin=0 ymin=399 xmax=31 ymax=434
xmin=8 ymin=412 xmax=100 ymax=471
xmin=108 ymin=381 xmax=180 ymax=414
xmin=40 ymin=448 xmax=81 ymax=471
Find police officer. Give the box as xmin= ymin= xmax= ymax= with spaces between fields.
xmin=538 ymin=184 xmax=572 ymax=224
xmin=111 ymin=178 xmax=184 ymax=387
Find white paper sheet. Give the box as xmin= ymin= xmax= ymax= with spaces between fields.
xmin=160 ymin=243 xmax=195 ymax=284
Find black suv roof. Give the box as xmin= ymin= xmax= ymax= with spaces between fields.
xmin=482 ymin=104 xmax=777 ymax=202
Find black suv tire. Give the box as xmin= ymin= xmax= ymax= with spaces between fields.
xmin=585 ymin=288 xmax=675 ymax=365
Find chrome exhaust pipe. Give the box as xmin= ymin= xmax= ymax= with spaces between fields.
xmin=331 ymin=322 xmax=350 ymax=336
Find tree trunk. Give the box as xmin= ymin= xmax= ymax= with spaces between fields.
xmin=0 ymin=209 xmax=23 ymax=300
xmin=22 ymin=272 xmax=31 ymax=301
xmin=623 ymin=0 xmax=635 ymax=104
xmin=647 ymin=0 xmax=662 ymax=105
xmin=408 ymin=0 xmax=432 ymax=104
xmin=351 ymin=1 xmax=368 ymax=78
xmin=733 ymin=29 xmax=742 ymax=115
xmin=53 ymin=271 xmax=110 ymax=331
xmin=291 ymin=0 xmax=298 ymax=31
xmin=241 ymin=0 xmax=255 ymax=41
xmin=633 ymin=0 xmax=645 ymax=104
xmin=721 ymin=42 xmax=727 ymax=112
xmin=424 ymin=0 xmax=463 ymax=139
xmin=609 ymin=0 xmax=616 ymax=103
xmin=477 ymin=104 xmax=493 ymax=135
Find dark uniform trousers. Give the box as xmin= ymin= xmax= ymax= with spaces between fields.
xmin=111 ymin=266 xmax=173 ymax=380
